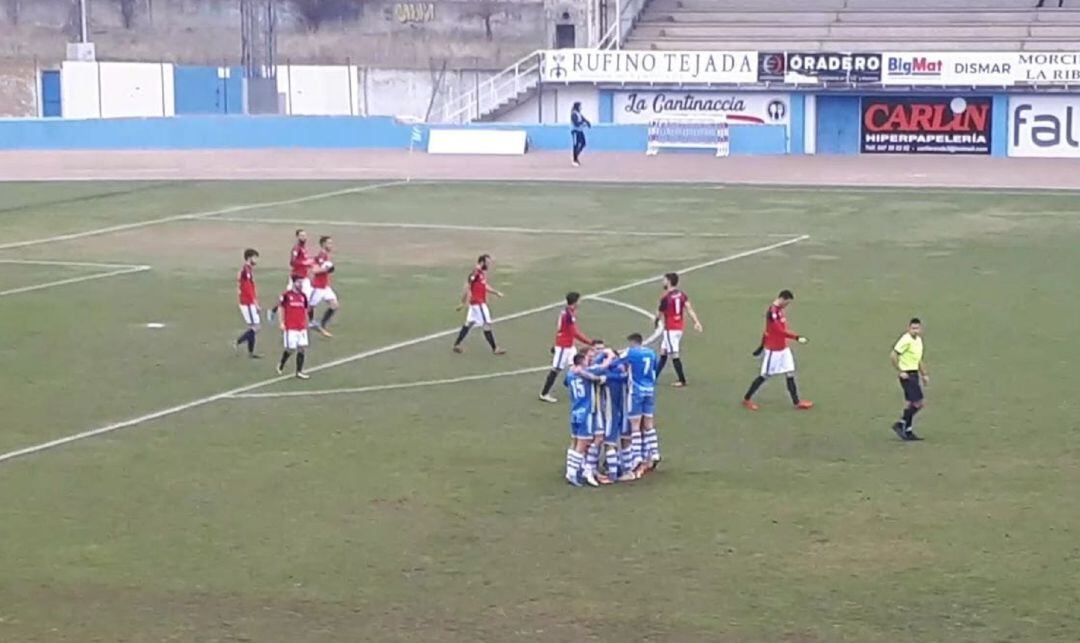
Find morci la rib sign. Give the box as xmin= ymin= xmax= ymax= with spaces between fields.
xmin=541 ymin=50 xmax=758 ymax=84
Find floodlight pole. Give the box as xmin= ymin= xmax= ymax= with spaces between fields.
xmin=79 ymin=0 xmax=89 ymax=43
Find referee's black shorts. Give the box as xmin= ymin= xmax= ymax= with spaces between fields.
xmin=899 ymin=371 xmax=923 ymax=403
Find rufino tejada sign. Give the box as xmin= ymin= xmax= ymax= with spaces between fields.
xmin=541 ymin=50 xmax=758 ymax=84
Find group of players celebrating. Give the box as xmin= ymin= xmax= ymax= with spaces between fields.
xmin=236 ymin=243 xmax=931 ymax=486
xmin=235 ymin=228 xmax=340 ymax=379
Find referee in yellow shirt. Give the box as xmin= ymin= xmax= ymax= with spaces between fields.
xmin=890 ymin=318 xmax=928 ymax=441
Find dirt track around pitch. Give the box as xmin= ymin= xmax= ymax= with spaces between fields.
xmin=1 ymin=149 xmax=1080 ymax=190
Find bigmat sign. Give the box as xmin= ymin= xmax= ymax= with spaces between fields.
xmin=882 ymin=52 xmax=1080 ymax=86
xmin=541 ymin=50 xmax=757 ymax=84
xmin=1010 ymin=95 xmax=1080 ymax=158
xmin=861 ymin=96 xmax=992 ymax=155
xmin=611 ymin=91 xmax=789 ymax=125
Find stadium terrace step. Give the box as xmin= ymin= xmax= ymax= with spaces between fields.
xmin=632 ymin=24 xmax=1031 ymax=39
xmin=846 ymin=0 xmax=1040 ymax=7
xmin=644 ymin=0 xmax=844 ymax=10
xmin=640 ymin=11 xmax=839 ymax=24
xmin=836 ymin=11 xmax=1043 ymax=23
xmin=624 ymin=39 xmax=1030 ymax=52
xmin=1030 ymin=24 xmax=1080 ymax=37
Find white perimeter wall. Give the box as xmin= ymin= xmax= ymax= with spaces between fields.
xmin=61 ymin=61 xmax=175 ymax=118
xmin=498 ymin=85 xmax=599 ymax=124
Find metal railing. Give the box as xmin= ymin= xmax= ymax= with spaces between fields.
xmin=429 ymin=50 xmax=543 ymax=124
xmin=598 ymin=0 xmax=649 ymax=50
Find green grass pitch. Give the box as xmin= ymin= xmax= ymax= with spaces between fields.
xmin=1 ymin=180 xmax=1079 ymax=642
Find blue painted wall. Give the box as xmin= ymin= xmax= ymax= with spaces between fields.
xmin=41 ymin=70 xmax=62 ymax=118
xmin=816 ymin=95 xmax=861 ymax=155
xmin=0 ymin=116 xmax=789 ymax=154
xmin=991 ymin=94 xmax=1008 ymax=158
xmin=174 ymin=66 xmax=244 ymax=115
xmin=788 ymin=93 xmax=804 ymax=155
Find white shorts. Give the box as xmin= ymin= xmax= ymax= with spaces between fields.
xmin=310 ymin=287 xmax=337 ymax=307
xmin=283 ymin=329 xmax=309 ymax=350
xmin=552 ymin=346 xmax=577 ymax=370
xmin=286 ymin=277 xmax=314 ymax=299
xmin=465 ymin=304 xmax=492 ymax=326
xmin=761 ymin=347 xmax=795 ymax=377
xmin=239 ymin=304 xmax=260 ymax=326
xmin=661 ymin=330 xmax=683 ymax=355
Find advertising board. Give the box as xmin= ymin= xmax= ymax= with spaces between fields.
xmin=1009 ymin=95 xmax=1080 ymax=158
xmin=882 ymin=52 xmax=1080 ymax=86
xmin=758 ymin=52 xmax=881 ymax=83
xmin=541 ymin=50 xmax=757 ymax=84
xmin=611 ymin=91 xmax=789 ymax=125
xmin=861 ymin=96 xmax=992 ymax=155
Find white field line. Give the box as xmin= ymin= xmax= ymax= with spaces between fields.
xmin=590 ymin=296 xmax=654 ymax=320
xmin=229 ymin=366 xmax=548 ymax=400
xmin=0 ymin=180 xmax=409 ymax=252
xmin=0 ymin=234 xmax=807 ymax=465
xmin=209 ymin=216 xmax=799 ymax=239
xmin=0 ymin=258 xmax=145 ymax=270
xmin=0 ymin=265 xmax=151 ymax=298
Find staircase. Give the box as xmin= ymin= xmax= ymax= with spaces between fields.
xmin=428 ymin=0 xmax=649 ymax=123
xmin=428 ymin=51 xmax=542 ymax=124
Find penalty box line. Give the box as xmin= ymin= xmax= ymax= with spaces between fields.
xmin=0 ymin=180 xmax=409 ymax=252
xmin=0 ymin=259 xmax=152 ymax=298
xmin=209 ymin=216 xmax=804 ymax=239
xmin=0 ymin=234 xmax=807 ymax=466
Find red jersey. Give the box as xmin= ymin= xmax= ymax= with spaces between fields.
xmin=238 ymin=264 xmax=257 ymax=305
xmin=312 ymin=251 xmax=332 ymax=289
xmin=554 ymin=306 xmax=591 ymax=348
xmin=762 ymin=304 xmax=799 ymax=351
xmin=290 ymin=243 xmax=310 ymax=279
xmin=467 ymin=267 xmax=488 ymax=305
xmin=279 ymin=289 xmax=310 ymax=330
xmin=658 ymin=289 xmax=690 ymax=331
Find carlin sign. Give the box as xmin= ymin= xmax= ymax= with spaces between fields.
xmin=612 ymin=91 xmax=790 ymax=125
xmin=861 ymin=96 xmax=992 ymax=154
xmin=541 ymin=49 xmax=757 ymax=84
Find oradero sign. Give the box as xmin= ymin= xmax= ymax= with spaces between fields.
xmin=541 ymin=49 xmax=757 ymax=84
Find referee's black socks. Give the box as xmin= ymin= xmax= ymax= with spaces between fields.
xmin=672 ymin=358 xmax=686 ymax=384
xmin=744 ymin=376 xmax=766 ymax=400
xmin=541 ymin=369 xmax=559 ymax=396
xmin=786 ymin=376 xmax=800 ymax=405
xmin=902 ymin=406 xmax=920 ymax=429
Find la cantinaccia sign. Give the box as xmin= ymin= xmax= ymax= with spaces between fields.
xmin=541 ymin=50 xmax=758 ymax=84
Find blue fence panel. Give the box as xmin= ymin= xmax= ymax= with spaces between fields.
xmin=41 ymin=70 xmax=61 ymax=118
xmin=815 ymin=95 xmax=861 ymax=155
xmin=174 ymin=66 xmax=244 ymax=115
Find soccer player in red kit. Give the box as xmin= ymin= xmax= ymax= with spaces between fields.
xmin=742 ymin=289 xmax=813 ymax=410
xmin=234 ymin=248 xmax=262 ymax=358
xmin=452 ymin=254 xmax=506 ymax=355
xmin=649 ymin=272 xmax=703 ymax=387
xmin=269 ymin=229 xmax=315 ymax=321
xmin=309 ymin=235 xmax=339 ymax=337
xmin=539 ymin=291 xmax=593 ymax=403
xmin=277 ymin=275 xmax=311 ymax=379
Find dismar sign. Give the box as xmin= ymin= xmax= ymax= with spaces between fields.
xmin=861 ymin=96 xmax=992 ymax=155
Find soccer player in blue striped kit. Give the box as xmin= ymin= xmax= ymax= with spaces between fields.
xmin=613 ymin=333 xmax=662 ymax=478
xmin=584 ymin=341 xmax=630 ymax=484
xmin=564 ymin=352 xmax=611 ymax=487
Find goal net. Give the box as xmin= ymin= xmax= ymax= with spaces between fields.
xmin=646 ymin=117 xmax=730 ymax=157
